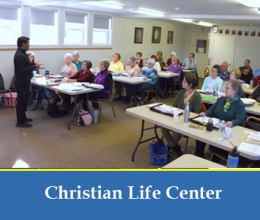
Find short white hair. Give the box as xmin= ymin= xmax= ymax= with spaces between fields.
xmin=170 ymin=51 xmax=176 ymax=56
xmin=72 ymin=51 xmax=79 ymax=56
xmin=26 ymin=51 xmax=35 ymax=56
xmin=64 ymin=53 xmax=73 ymax=60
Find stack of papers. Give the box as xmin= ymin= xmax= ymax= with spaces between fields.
xmin=192 ymin=116 xmax=220 ymax=128
xmin=246 ymin=132 xmax=260 ymax=145
xmin=238 ymin=142 xmax=260 ymax=155
xmin=153 ymin=104 xmax=182 ymax=114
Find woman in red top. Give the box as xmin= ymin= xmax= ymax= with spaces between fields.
xmin=66 ymin=60 xmax=93 ymax=82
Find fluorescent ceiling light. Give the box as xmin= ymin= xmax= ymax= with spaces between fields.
xmin=171 ymin=18 xmax=212 ymax=27
xmin=236 ymin=0 xmax=260 ymax=7
xmin=83 ymin=1 xmax=123 ymax=9
xmin=130 ymin=7 xmax=164 ymax=17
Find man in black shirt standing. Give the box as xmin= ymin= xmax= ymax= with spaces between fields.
xmin=14 ymin=36 xmax=44 ymax=128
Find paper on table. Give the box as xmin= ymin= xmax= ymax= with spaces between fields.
xmin=238 ymin=142 xmax=260 ymax=155
xmin=192 ymin=116 xmax=220 ymax=128
xmin=57 ymin=84 xmax=84 ymax=91
xmin=154 ymin=104 xmax=183 ymax=114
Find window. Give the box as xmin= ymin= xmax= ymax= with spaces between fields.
xmin=30 ymin=8 xmax=58 ymax=45
xmin=0 ymin=6 xmax=21 ymax=45
xmin=93 ymin=15 xmax=112 ymax=45
xmin=64 ymin=12 xmax=87 ymax=45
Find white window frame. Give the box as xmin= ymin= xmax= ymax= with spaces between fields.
xmin=64 ymin=11 xmax=88 ymax=45
xmin=0 ymin=5 xmax=21 ymax=45
xmin=92 ymin=14 xmax=112 ymax=45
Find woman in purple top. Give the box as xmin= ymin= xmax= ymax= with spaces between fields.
xmin=168 ymin=56 xmax=182 ymax=82
xmin=88 ymin=59 xmax=112 ymax=110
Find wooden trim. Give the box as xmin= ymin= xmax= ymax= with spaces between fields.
xmin=0 ymin=47 xmax=112 ymax=51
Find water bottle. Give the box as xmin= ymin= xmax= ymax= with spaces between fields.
xmin=213 ymin=84 xmax=218 ymax=96
xmin=250 ymin=78 xmax=254 ymax=88
xmin=45 ymin=70 xmax=49 ymax=80
xmin=183 ymin=102 xmax=190 ymax=122
xmin=226 ymin=146 xmax=239 ymax=168
xmin=93 ymin=109 xmax=98 ymax=124
xmin=218 ymin=120 xmax=226 ymax=141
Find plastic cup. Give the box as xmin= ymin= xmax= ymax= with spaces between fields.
xmin=173 ymin=110 xmax=179 ymax=120
xmin=225 ymin=127 xmax=232 ymax=139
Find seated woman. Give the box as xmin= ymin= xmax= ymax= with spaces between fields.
xmin=221 ymin=68 xmax=246 ymax=98
xmin=108 ymin=53 xmax=124 ymax=101
xmin=123 ymin=56 xmax=140 ymax=103
xmin=136 ymin=59 xmax=157 ymax=103
xmin=26 ymin=51 xmax=45 ymax=111
xmin=87 ymin=59 xmax=112 ymax=110
xmin=135 ymin=52 xmax=143 ymax=68
xmin=72 ymin=51 xmax=82 ymax=71
xmin=49 ymin=53 xmax=77 ymax=105
xmin=150 ymin=55 xmax=161 ymax=73
xmin=161 ymin=74 xmax=201 ymax=156
xmin=165 ymin=51 xmax=177 ymax=67
xmin=201 ymin=64 xmax=223 ymax=93
xmin=195 ymin=80 xmax=247 ymax=158
xmin=168 ymin=56 xmax=182 ymax=81
xmin=66 ymin=60 xmax=94 ymax=108
xmin=156 ymin=51 xmax=165 ymax=70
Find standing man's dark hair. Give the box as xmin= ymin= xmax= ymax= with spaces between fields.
xmin=17 ymin=36 xmax=30 ymax=47
xmin=14 ymin=36 xmax=44 ymax=128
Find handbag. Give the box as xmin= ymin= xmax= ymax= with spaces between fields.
xmin=77 ymin=109 xmax=92 ymax=126
xmin=3 ymin=92 xmax=17 ymax=107
xmin=149 ymin=139 xmax=169 ymax=165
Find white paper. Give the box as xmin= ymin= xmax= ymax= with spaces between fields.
xmin=154 ymin=104 xmax=183 ymax=114
xmin=238 ymin=141 xmax=260 ymax=155
xmin=192 ymin=116 xmax=220 ymax=127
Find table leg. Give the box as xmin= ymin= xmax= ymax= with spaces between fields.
xmin=132 ymin=120 xmax=160 ymax=161
xmin=68 ymin=94 xmax=79 ymax=130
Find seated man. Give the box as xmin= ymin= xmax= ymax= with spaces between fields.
xmin=239 ymin=66 xmax=254 ymax=84
xmin=182 ymin=52 xmax=198 ymax=73
xmin=136 ymin=59 xmax=157 ymax=103
xmin=239 ymin=59 xmax=253 ymax=76
xmin=219 ymin=61 xmax=230 ymax=81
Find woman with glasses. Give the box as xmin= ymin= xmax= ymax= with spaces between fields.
xmin=220 ymin=68 xmax=245 ymax=97
xmin=161 ymin=73 xmax=201 ymax=156
xmin=195 ymin=80 xmax=247 ymax=158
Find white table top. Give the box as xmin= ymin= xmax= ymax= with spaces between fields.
xmin=31 ymin=77 xmax=99 ymax=95
xmin=112 ymin=76 xmax=151 ymax=84
xmin=126 ymin=104 xmax=260 ymax=160
xmin=163 ymin=154 xmax=225 ymax=168
xmin=158 ymin=71 xmax=180 ymax=78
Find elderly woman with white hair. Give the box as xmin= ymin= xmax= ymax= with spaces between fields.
xmin=136 ymin=58 xmax=158 ymax=103
xmin=60 ymin=53 xmax=78 ymax=76
xmin=72 ymin=51 xmax=82 ymax=71
xmin=165 ymin=51 xmax=177 ymax=67
xmin=49 ymin=53 xmax=77 ymax=105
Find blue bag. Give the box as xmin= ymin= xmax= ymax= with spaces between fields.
xmin=149 ymin=140 xmax=168 ymax=165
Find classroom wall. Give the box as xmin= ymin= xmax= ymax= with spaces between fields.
xmin=0 ymin=14 xmax=191 ymax=87
xmin=208 ymin=25 xmax=260 ymax=72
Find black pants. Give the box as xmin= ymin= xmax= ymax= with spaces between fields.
xmin=15 ymin=80 xmax=31 ymax=124
xmin=71 ymin=92 xmax=108 ymax=111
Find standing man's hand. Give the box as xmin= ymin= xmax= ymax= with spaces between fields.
xmin=35 ymin=60 xmax=45 ymax=69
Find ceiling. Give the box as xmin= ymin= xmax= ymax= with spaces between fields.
xmin=3 ymin=0 xmax=260 ymax=27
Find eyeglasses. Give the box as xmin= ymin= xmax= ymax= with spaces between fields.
xmin=182 ymin=81 xmax=187 ymax=83
xmin=225 ymin=87 xmax=233 ymax=90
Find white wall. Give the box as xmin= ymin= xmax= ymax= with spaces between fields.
xmin=208 ymin=25 xmax=260 ymax=72
xmin=0 ymin=15 xmax=190 ymax=87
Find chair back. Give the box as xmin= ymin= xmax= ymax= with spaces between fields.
xmin=244 ymin=116 xmax=260 ymax=131
xmin=201 ymin=101 xmax=207 ymax=112
xmin=0 ymin=73 xmax=6 ymax=90
xmin=9 ymin=75 xmax=16 ymax=92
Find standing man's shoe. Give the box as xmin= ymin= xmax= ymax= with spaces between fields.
xmin=37 ymin=103 xmax=44 ymax=109
xmin=16 ymin=122 xmax=32 ymax=128
xmin=24 ymin=118 xmax=33 ymax=122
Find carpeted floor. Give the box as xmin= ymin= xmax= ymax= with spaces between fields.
xmin=0 ymin=78 xmax=207 ymax=168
